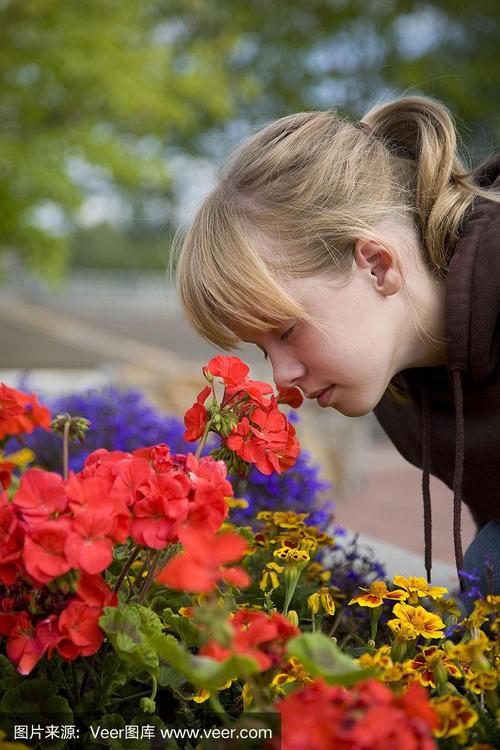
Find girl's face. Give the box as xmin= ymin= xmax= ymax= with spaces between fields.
xmin=240 ymin=244 xmax=446 ymax=417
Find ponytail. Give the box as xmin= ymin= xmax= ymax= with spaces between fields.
xmin=362 ymin=96 xmax=497 ymax=275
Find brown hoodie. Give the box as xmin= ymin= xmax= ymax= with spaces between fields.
xmin=373 ymin=153 xmax=500 ymax=583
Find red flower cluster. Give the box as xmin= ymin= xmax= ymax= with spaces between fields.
xmin=0 ymin=439 xmax=234 ymax=674
xmin=275 ymin=678 xmax=437 ymax=750
xmin=0 ymin=383 xmax=51 ymax=441
xmin=184 ymin=356 xmax=301 ymax=476
xmin=0 ymin=572 xmax=117 ymax=675
xmin=201 ymin=609 xmax=299 ymax=671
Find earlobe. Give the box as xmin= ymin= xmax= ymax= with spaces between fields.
xmin=354 ymin=239 xmax=402 ymax=296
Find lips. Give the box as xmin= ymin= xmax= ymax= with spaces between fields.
xmin=307 ymin=386 xmax=336 ymax=407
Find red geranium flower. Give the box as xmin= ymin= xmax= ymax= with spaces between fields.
xmin=275 ymin=678 xmax=437 ymax=750
xmin=0 ymin=460 xmax=15 ymax=490
xmin=75 ymin=572 xmax=118 ymax=608
xmin=156 ymin=526 xmax=250 ymax=593
xmin=201 ymin=610 xmax=299 ymax=671
xmin=13 ymin=468 xmax=68 ymax=523
xmin=23 ymin=518 xmax=72 ymax=584
xmin=64 ymin=510 xmax=116 ymax=575
xmin=184 ymin=402 xmax=209 ymax=441
xmin=0 ymin=495 xmax=25 ymax=585
xmin=226 ymin=406 xmax=299 ymax=475
xmin=57 ymin=601 xmax=104 ymax=660
xmin=277 ymin=385 xmax=304 ymax=409
xmin=129 ymin=473 xmax=190 ymax=548
xmin=204 ymin=356 xmax=250 ymax=386
xmin=0 ymin=384 xmax=51 ymax=439
xmin=184 ymin=454 xmax=231 ymax=532
xmin=133 ymin=443 xmax=174 ymax=473
xmin=6 ymin=612 xmax=60 ymax=675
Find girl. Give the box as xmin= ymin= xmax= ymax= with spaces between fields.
xmin=175 ymin=95 xmax=500 ymax=596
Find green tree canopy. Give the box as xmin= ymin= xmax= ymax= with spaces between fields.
xmin=1 ymin=0 xmax=499 ymax=276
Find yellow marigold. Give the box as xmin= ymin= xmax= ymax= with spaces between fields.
xmin=348 ymin=580 xmax=408 ymax=608
xmin=1 ymin=447 xmax=35 ymax=467
xmin=431 ymin=694 xmax=478 ymax=742
xmin=392 ymin=575 xmax=448 ymax=604
xmin=430 ymin=596 xmax=462 ymax=619
xmin=241 ymin=682 xmax=253 ymax=709
xmin=408 ymin=645 xmax=462 ymax=687
xmin=298 ymin=526 xmax=334 ymax=547
xmin=446 ymin=634 xmax=493 ymax=674
xmin=225 ymin=496 xmax=249 ymax=509
xmin=307 ymin=587 xmax=335 ymax=616
xmin=259 ymin=561 xmax=284 ymax=592
xmin=190 ymin=679 xmax=233 ymax=704
xmin=465 ymin=670 xmax=498 ymax=694
xmin=306 ymin=561 xmax=332 ymax=584
xmin=381 ymin=660 xmax=414 ymax=684
xmin=468 ymin=595 xmax=500 ymax=632
xmin=388 ymin=603 xmax=445 ymax=639
xmin=273 ymin=546 xmax=310 ymax=567
xmin=271 ymin=657 xmax=312 ymax=695
xmin=357 ymin=645 xmax=393 ymax=672
xmin=256 ymin=511 xmax=273 ymax=522
xmin=273 ymin=511 xmax=309 ymax=528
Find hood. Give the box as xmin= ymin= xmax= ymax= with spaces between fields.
xmin=422 ymin=153 xmax=500 ymax=588
xmin=445 ymin=153 xmax=500 ymax=384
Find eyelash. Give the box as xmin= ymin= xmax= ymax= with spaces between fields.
xmin=280 ymin=325 xmax=295 ymax=341
xmin=261 ymin=324 xmax=295 ymax=360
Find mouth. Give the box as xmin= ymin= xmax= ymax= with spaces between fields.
xmin=307 ymin=386 xmax=336 ymax=407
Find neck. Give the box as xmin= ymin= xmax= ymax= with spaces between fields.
xmin=397 ymin=270 xmax=448 ymax=372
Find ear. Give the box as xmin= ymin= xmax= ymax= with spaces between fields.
xmin=354 ymin=239 xmax=402 ymax=296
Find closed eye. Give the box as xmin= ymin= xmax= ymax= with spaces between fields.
xmin=279 ymin=324 xmax=296 ymax=341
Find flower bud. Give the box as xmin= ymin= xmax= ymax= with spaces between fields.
xmin=287 ymin=610 xmax=299 ymax=627
xmin=140 ymin=697 xmax=156 ymax=714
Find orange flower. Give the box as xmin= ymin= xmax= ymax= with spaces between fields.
xmin=348 ymin=580 xmax=408 ymax=608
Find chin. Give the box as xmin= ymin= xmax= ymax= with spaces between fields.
xmin=332 ymin=390 xmax=380 ymax=418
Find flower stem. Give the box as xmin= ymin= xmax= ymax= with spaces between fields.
xmin=208 ymin=693 xmax=232 ymax=727
xmin=283 ymin=570 xmax=301 ymax=616
xmin=370 ymin=605 xmax=382 ymax=643
xmin=62 ymin=420 xmax=70 ymax=480
xmin=195 ymin=418 xmax=213 ymax=459
xmin=113 ymin=545 xmax=142 ymax=594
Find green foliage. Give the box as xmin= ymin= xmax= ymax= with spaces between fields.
xmin=0 ymin=680 xmax=73 ymax=750
xmin=1 ymin=1 xmax=499 ymax=276
xmin=100 ymin=604 xmax=163 ymax=678
xmin=287 ymin=633 xmax=375 ymax=687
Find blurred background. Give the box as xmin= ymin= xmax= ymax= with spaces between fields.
xmin=3 ymin=0 xmax=498 ymax=581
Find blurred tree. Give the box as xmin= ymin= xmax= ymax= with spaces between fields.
xmin=0 ymin=0 xmax=256 ymax=277
xmin=1 ymin=0 xmax=499 ymax=277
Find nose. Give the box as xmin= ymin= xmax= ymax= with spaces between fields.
xmin=269 ymin=352 xmax=306 ymax=392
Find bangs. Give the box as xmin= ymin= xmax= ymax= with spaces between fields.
xmin=175 ymin=188 xmax=311 ymax=349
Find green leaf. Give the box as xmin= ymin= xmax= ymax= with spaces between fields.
xmin=162 ymin=607 xmax=201 ymax=647
xmin=0 ymin=655 xmax=17 ymax=692
xmin=100 ymin=604 xmax=162 ymax=678
xmin=0 ymin=680 xmax=73 ymax=750
xmin=287 ymin=633 xmax=376 ymax=687
xmin=151 ymin=633 xmax=259 ymax=690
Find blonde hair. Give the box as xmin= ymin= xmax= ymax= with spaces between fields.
xmin=174 ymin=94 xmax=499 ymax=350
